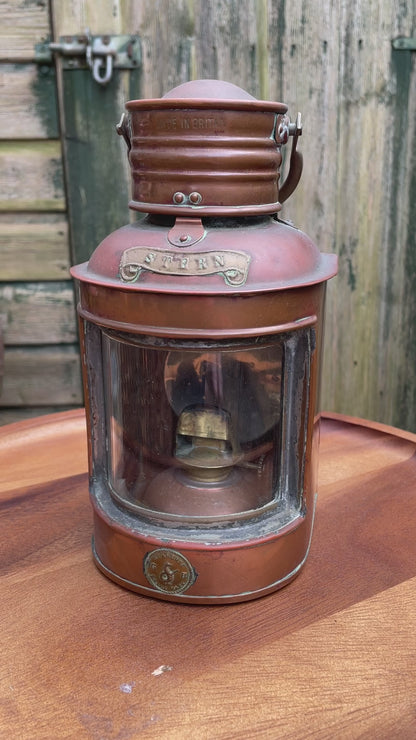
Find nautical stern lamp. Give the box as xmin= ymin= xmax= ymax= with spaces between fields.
xmin=71 ymin=80 xmax=337 ymax=604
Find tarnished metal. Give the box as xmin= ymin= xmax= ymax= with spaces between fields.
xmin=167 ymin=218 xmax=205 ymax=247
xmin=71 ymin=79 xmax=337 ymax=604
xmin=75 ymin=217 xmax=336 ymax=297
xmin=392 ymin=37 xmax=416 ymax=51
xmin=119 ymin=245 xmax=252 ymax=286
xmin=143 ymin=548 xmax=196 ymax=594
xmin=36 ymin=34 xmax=141 ymax=85
xmin=117 ymin=80 xmax=303 ymax=215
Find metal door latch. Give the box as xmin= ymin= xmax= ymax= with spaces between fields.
xmin=35 ymin=32 xmax=141 ymax=85
xmin=392 ymin=37 xmax=416 ymax=51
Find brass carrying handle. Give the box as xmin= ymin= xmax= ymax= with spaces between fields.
xmin=278 ymin=112 xmax=303 ymax=204
xmin=116 ymin=112 xmax=131 ymax=152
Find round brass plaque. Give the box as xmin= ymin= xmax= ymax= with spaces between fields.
xmin=143 ymin=548 xmax=196 ymax=594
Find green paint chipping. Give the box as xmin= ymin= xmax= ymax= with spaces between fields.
xmin=51 ymin=156 xmax=64 ymax=198
xmin=30 ymin=65 xmax=59 ymax=138
xmin=181 ymin=0 xmax=195 ymax=37
xmin=346 ymin=257 xmax=356 ymax=291
xmin=339 ymin=239 xmax=357 ymax=292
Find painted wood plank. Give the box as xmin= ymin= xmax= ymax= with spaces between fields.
xmin=0 ymin=64 xmax=59 ymax=139
xmin=52 ymin=0 xmax=128 ymax=37
xmin=0 ymin=217 xmax=70 ymax=280
xmin=0 ymin=281 xmax=77 ymax=345
xmin=193 ymin=0 xmax=261 ymax=96
xmin=0 ymin=141 xmax=65 ymax=211
xmin=0 ymin=0 xmax=50 ymax=62
xmin=59 ymin=69 xmax=135 ymax=264
xmin=126 ymin=0 xmax=196 ymax=97
xmin=128 ymin=0 xmax=262 ymax=99
xmin=51 ymin=2 xmax=141 ymax=265
xmin=266 ymin=0 xmax=416 ymax=430
xmin=0 ymin=345 xmax=82 ymax=406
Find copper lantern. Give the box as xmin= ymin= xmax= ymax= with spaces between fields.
xmin=71 ymin=80 xmax=337 ymax=604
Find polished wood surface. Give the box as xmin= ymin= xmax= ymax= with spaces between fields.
xmin=1 ymin=410 xmax=415 ymax=739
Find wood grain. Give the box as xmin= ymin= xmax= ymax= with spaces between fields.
xmin=0 ymin=346 xmax=82 ymax=407
xmin=58 ymin=68 xmax=134 ymax=264
xmin=0 ymin=1 xmax=73 ymax=422
xmin=0 ymin=0 xmax=50 ymax=62
xmin=0 ymin=217 xmax=70 ymax=281
xmin=0 ymin=63 xmax=59 ymax=139
xmin=0 ymin=282 xmax=77 ymax=345
xmin=123 ymin=1 xmax=416 ymax=432
xmin=0 ymin=412 xmax=415 ymax=738
xmin=52 ymin=0 xmax=128 ymax=37
xmin=0 ymin=141 xmax=65 ymax=211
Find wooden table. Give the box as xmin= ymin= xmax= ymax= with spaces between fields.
xmin=1 ymin=410 xmax=415 ymax=739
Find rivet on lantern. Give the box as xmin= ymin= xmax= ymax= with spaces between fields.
xmin=173 ymin=192 xmax=185 ymax=204
xmin=71 ymin=79 xmax=337 ymax=605
xmin=189 ymin=191 xmax=202 ymax=205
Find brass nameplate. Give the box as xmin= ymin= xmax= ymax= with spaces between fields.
xmin=119 ymin=247 xmax=251 ymax=287
xmin=144 ymin=548 xmax=196 ymax=594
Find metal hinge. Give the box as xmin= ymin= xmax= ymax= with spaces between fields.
xmin=392 ymin=37 xmax=416 ymax=51
xmin=35 ymin=32 xmax=141 ymax=85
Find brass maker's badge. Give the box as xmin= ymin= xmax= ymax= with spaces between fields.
xmin=119 ymin=246 xmax=251 ymax=287
xmin=143 ymin=548 xmax=196 ymax=594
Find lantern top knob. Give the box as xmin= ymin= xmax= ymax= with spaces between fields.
xmin=161 ymin=79 xmax=257 ymax=101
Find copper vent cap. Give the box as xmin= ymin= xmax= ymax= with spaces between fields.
xmin=117 ymin=79 xmax=303 ymax=217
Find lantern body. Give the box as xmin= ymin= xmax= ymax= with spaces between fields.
xmin=71 ymin=81 xmax=337 ymax=604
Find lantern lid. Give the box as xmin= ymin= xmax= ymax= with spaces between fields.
xmin=134 ymin=79 xmax=285 ymax=108
xmin=117 ymin=79 xmax=297 ymax=217
xmin=71 ymin=216 xmax=338 ymax=295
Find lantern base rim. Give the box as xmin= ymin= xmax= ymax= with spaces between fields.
xmin=90 ymin=494 xmax=316 ymax=604
xmin=128 ymin=199 xmax=283 ymax=217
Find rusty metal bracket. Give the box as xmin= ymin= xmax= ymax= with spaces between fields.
xmin=392 ymin=37 xmax=416 ymax=51
xmin=35 ymin=33 xmax=141 ymax=85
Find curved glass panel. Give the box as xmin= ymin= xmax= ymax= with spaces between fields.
xmin=101 ymin=329 xmax=313 ymax=523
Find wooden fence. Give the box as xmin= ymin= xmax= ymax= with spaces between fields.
xmin=0 ymin=0 xmax=415 ymax=430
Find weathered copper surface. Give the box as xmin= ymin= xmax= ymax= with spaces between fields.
xmin=71 ymin=79 xmax=337 ymax=603
xmin=72 ymin=216 xmax=337 ymax=296
xmin=116 ymin=80 xmax=301 ymax=216
xmin=92 ymin=508 xmax=313 ymax=603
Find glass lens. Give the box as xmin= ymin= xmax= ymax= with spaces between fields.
xmin=101 ymin=329 xmax=312 ymax=521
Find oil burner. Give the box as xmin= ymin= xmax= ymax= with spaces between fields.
xmin=71 ymin=80 xmax=337 ymax=604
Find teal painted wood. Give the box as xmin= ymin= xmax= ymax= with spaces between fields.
xmin=62 ymin=67 xmax=141 ymax=265
xmin=31 ymin=63 xmax=59 ymax=138
xmin=0 ymin=63 xmax=58 ymax=139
